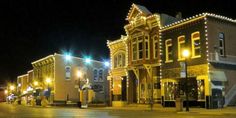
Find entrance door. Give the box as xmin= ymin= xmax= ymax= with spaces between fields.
xmin=212 ymin=89 xmax=223 ymax=108
xmin=121 ymin=76 xmax=127 ymax=101
xmin=128 ymin=71 xmax=137 ymax=103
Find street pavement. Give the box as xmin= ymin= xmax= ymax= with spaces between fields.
xmin=0 ymin=102 xmax=236 ymax=118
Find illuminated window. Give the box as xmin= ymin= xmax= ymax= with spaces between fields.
xmin=191 ymin=31 xmax=201 ymax=58
xmin=98 ymin=69 xmax=103 ymax=82
xmin=65 ymin=66 xmax=71 ymax=80
xmin=219 ymin=32 xmax=225 ymax=56
xmin=93 ymin=69 xmax=98 ymax=82
xmin=132 ymin=38 xmax=137 ymax=60
xmin=118 ymin=54 xmax=122 ymax=67
xmin=113 ymin=52 xmax=125 ymax=68
xmin=114 ymin=56 xmax=118 ymax=68
xmin=153 ymin=35 xmax=158 ymax=59
xmin=178 ymin=35 xmax=185 ymax=60
xmin=145 ymin=35 xmax=149 ymax=59
xmin=122 ymin=53 xmax=125 ymax=66
xmin=164 ymin=82 xmax=178 ymax=100
xmin=138 ymin=37 xmax=143 ymax=59
xmin=165 ymin=39 xmax=173 ymax=62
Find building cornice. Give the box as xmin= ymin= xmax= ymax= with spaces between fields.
xmin=17 ymin=74 xmax=28 ymax=79
xmin=31 ymin=55 xmax=54 ymax=65
xmin=107 ymin=35 xmax=127 ymax=49
xmin=160 ymin=13 xmax=236 ymax=31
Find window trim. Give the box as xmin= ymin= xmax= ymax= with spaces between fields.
xmin=165 ymin=39 xmax=173 ymax=63
xmin=98 ymin=69 xmax=104 ymax=82
xmin=137 ymin=37 xmax=143 ymax=60
xmin=219 ymin=32 xmax=225 ymax=57
xmin=178 ymin=35 xmax=185 ymax=61
xmin=132 ymin=38 xmax=137 ymax=61
xmin=153 ymin=35 xmax=158 ymax=59
xmin=145 ymin=35 xmax=150 ymax=59
xmin=113 ymin=51 xmax=126 ymax=69
xmin=65 ymin=66 xmax=71 ymax=80
xmin=93 ymin=68 xmax=98 ymax=82
xmin=191 ymin=31 xmax=201 ymax=59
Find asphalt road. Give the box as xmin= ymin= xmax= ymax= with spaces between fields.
xmin=0 ymin=103 xmax=236 ymax=118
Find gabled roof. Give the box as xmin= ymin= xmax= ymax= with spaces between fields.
xmin=126 ymin=3 xmax=152 ymax=21
xmin=161 ymin=13 xmax=236 ymax=31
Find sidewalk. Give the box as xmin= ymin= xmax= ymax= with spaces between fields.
xmin=91 ymin=106 xmax=236 ymax=115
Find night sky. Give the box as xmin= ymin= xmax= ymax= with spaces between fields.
xmin=0 ymin=0 xmax=235 ymax=84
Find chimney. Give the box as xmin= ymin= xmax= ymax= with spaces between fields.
xmin=176 ymin=12 xmax=182 ymax=19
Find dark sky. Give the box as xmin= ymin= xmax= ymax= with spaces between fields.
xmin=0 ymin=0 xmax=235 ymax=83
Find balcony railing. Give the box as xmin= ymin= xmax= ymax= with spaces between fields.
xmin=209 ymin=53 xmax=236 ymax=65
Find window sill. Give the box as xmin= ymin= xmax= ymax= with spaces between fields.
xmin=165 ymin=60 xmax=173 ymax=63
xmin=191 ymin=55 xmax=201 ymax=59
xmin=177 ymin=58 xmax=185 ymax=61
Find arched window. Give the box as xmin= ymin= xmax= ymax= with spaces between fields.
xmin=191 ymin=31 xmax=201 ymax=58
xmin=122 ymin=53 xmax=125 ymax=66
xmin=65 ymin=66 xmax=71 ymax=80
xmin=113 ymin=52 xmax=125 ymax=68
xmin=153 ymin=35 xmax=158 ymax=59
xmin=98 ymin=69 xmax=103 ymax=82
xmin=178 ymin=35 xmax=185 ymax=60
xmin=93 ymin=69 xmax=98 ymax=82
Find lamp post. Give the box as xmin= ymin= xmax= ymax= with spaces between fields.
xmin=77 ymin=70 xmax=83 ymax=101
xmin=45 ymin=78 xmax=51 ymax=101
xmin=182 ymin=49 xmax=190 ymax=112
xmin=77 ymin=70 xmax=83 ymax=87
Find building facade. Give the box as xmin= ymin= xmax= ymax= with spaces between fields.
xmin=17 ymin=73 xmax=33 ymax=105
xmin=107 ymin=35 xmax=128 ymax=106
xmin=31 ymin=53 xmax=109 ymax=104
xmin=108 ymin=4 xmax=178 ymax=106
xmin=108 ymin=3 xmax=236 ymax=109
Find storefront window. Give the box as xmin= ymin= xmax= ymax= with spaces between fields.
xmin=197 ymin=80 xmax=205 ymax=100
xmin=164 ymin=82 xmax=178 ymax=100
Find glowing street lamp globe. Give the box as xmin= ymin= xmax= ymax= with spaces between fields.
xmin=85 ymin=58 xmax=91 ymax=64
xmin=65 ymin=54 xmax=72 ymax=61
xmin=46 ymin=78 xmax=51 ymax=84
xmin=182 ymin=49 xmax=190 ymax=58
xmin=4 ymin=90 xmax=8 ymax=94
xmin=104 ymin=61 xmax=110 ymax=67
xmin=10 ymin=85 xmax=15 ymax=91
xmin=77 ymin=71 xmax=83 ymax=78
xmin=34 ymin=81 xmax=39 ymax=86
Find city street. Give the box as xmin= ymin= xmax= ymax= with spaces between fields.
xmin=1 ymin=103 xmax=236 ymax=118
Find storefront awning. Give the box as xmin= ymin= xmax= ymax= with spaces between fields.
xmin=211 ymin=83 xmax=224 ymax=90
xmin=209 ymin=71 xmax=227 ymax=81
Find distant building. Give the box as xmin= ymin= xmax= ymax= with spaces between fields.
xmin=31 ymin=53 xmax=109 ymax=105
xmin=107 ymin=3 xmax=236 ymax=109
xmin=0 ymin=85 xmax=7 ymax=102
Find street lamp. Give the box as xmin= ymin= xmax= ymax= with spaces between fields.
xmin=34 ymin=81 xmax=39 ymax=86
xmin=104 ymin=61 xmax=110 ymax=67
xmin=45 ymin=78 xmax=51 ymax=87
xmin=4 ymin=90 xmax=8 ymax=94
xmin=77 ymin=71 xmax=83 ymax=78
xmin=85 ymin=58 xmax=91 ymax=64
xmin=182 ymin=49 xmax=190 ymax=112
xmin=10 ymin=85 xmax=15 ymax=91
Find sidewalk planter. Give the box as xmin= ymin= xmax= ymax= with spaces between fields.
xmin=175 ymin=98 xmax=183 ymax=112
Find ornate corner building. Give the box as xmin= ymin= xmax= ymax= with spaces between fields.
xmin=107 ymin=3 xmax=236 ymax=109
